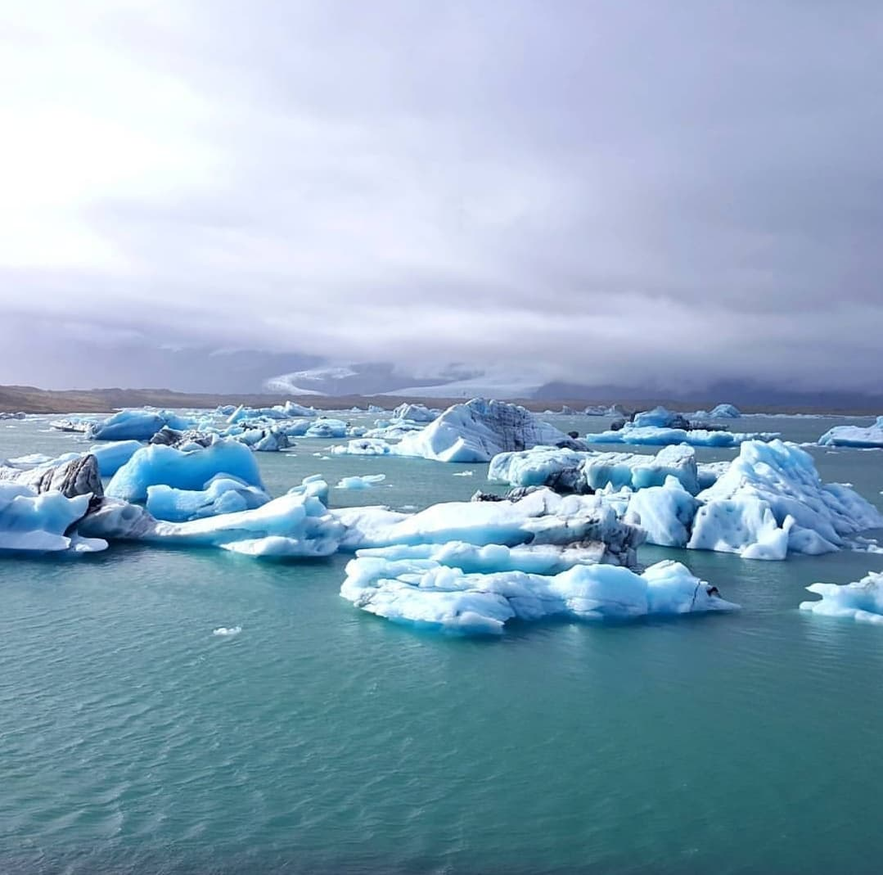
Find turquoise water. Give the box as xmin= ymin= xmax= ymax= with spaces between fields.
xmin=2 ymin=414 xmax=882 ymax=874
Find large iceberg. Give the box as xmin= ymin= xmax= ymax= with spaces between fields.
xmin=0 ymin=483 xmax=105 ymax=554
xmin=106 ymin=440 xmax=264 ymax=502
xmin=341 ymin=554 xmax=737 ymax=635
xmin=80 ymin=491 xmax=343 ymax=558
xmin=690 ymin=404 xmax=742 ymax=420
xmin=818 ymin=417 xmax=883 ymax=449
xmin=585 ymin=426 xmax=779 ymax=448
xmin=799 ymin=571 xmax=883 ymax=624
xmin=87 ymin=409 xmax=195 ymax=442
xmin=394 ymin=398 xmax=583 ymax=463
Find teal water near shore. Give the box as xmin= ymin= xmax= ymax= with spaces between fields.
xmin=2 ymin=414 xmax=882 ymax=873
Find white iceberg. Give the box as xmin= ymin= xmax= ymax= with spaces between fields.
xmin=800 ymin=571 xmax=883 ymax=624
xmin=0 ymin=483 xmax=106 ymax=554
xmin=390 ymin=403 xmax=438 ymax=423
xmin=624 ymin=477 xmax=700 ymax=548
xmin=331 ymin=439 xmax=396 ymax=456
xmin=818 ymin=416 xmax=883 ymax=449
xmin=690 ymin=403 xmax=742 ymax=420
xmin=394 ymin=398 xmax=582 ymax=463
xmin=106 ymin=440 xmax=264 ymax=502
xmin=341 ymin=554 xmax=737 ymax=635
xmin=687 ymin=439 xmax=883 ymax=558
xmin=336 ymin=474 xmax=387 ymax=490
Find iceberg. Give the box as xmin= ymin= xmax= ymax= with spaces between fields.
xmin=688 ymin=440 xmax=883 ymax=558
xmin=146 ymin=475 xmax=270 ymax=522
xmin=89 ymin=440 xmax=144 ymax=476
xmin=341 ymin=554 xmax=737 ymax=635
xmin=336 ymin=474 xmax=387 ymax=490
xmin=331 ymin=439 xmax=395 ymax=456
xmin=799 ymin=571 xmax=883 ymax=624
xmin=585 ymin=426 xmax=779 ymax=448
xmin=690 ymin=403 xmax=742 ymax=420
xmin=624 ymin=477 xmax=699 ymax=548
xmin=332 ymin=488 xmax=644 ymax=566
xmin=226 ymin=402 xmax=316 ymax=424
xmin=489 ymin=445 xmax=705 ymax=495
xmin=233 ymin=426 xmax=291 ymax=452
xmin=0 ymin=483 xmax=106 ymax=554
xmin=0 ymin=454 xmax=103 ymax=499
xmin=79 ymin=491 xmax=344 ymax=558
xmin=818 ymin=417 xmax=883 ymax=449
xmin=390 ymin=403 xmax=438 ymax=423
xmin=631 ymin=406 xmax=691 ymax=429
xmin=394 ymin=398 xmax=583 ymax=463
xmin=87 ymin=409 xmax=195 ymax=442
xmin=106 ymin=440 xmax=264 ymax=502
xmin=305 ymin=418 xmax=349 ymax=438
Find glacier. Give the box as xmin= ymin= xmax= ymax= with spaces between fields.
xmin=818 ymin=416 xmax=883 ymax=449
xmin=106 ymin=440 xmax=264 ymax=502
xmin=799 ymin=571 xmax=883 ymax=624
xmin=341 ymin=554 xmax=737 ymax=635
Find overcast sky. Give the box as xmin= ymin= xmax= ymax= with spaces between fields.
xmin=1 ymin=0 xmax=882 ymax=393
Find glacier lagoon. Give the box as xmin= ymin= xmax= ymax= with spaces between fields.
xmin=2 ymin=411 xmax=883 ymax=873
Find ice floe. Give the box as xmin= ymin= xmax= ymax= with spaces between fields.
xmin=336 ymin=474 xmax=387 ymax=490
xmin=341 ymin=554 xmax=737 ymax=635
xmin=818 ymin=416 xmax=883 ymax=449
xmin=800 ymin=571 xmax=883 ymax=624
xmin=585 ymin=426 xmax=779 ymax=448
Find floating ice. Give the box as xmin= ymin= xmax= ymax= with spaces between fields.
xmin=688 ymin=440 xmax=883 ymax=558
xmin=305 ymin=419 xmax=349 ymax=438
xmin=394 ymin=398 xmax=583 ymax=463
xmin=800 ymin=571 xmax=883 ymax=624
xmin=624 ymin=477 xmax=699 ymax=548
xmin=0 ymin=455 xmax=103 ymax=499
xmin=87 ymin=409 xmax=195 ymax=442
xmin=341 ymin=554 xmax=737 ymax=635
xmin=489 ymin=445 xmax=705 ymax=495
xmin=212 ymin=626 xmax=242 ymax=636
xmin=106 ymin=440 xmax=264 ymax=502
xmin=586 ymin=426 xmax=779 ymax=448
xmin=390 ymin=403 xmax=438 ymax=423
xmin=331 ymin=439 xmax=395 ymax=456
xmin=631 ymin=407 xmax=691 ymax=429
xmin=333 ymin=488 xmax=644 ymax=566
xmin=0 ymin=483 xmax=106 ymax=554
xmin=89 ymin=440 xmax=144 ymax=476
xmin=818 ymin=417 xmax=883 ymax=449
xmin=80 ymin=491 xmax=344 ymax=558
xmin=146 ymin=476 xmax=270 ymax=522
xmin=226 ymin=402 xmax=316 ymax=424
xmin=336 ymin=474 xmax=387 ymax=490
xmin=690 ymin=403 xmax=742 ymax=420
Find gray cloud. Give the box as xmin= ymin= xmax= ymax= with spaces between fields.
xmin=1 ymin=0 xmax=882 ymax=394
